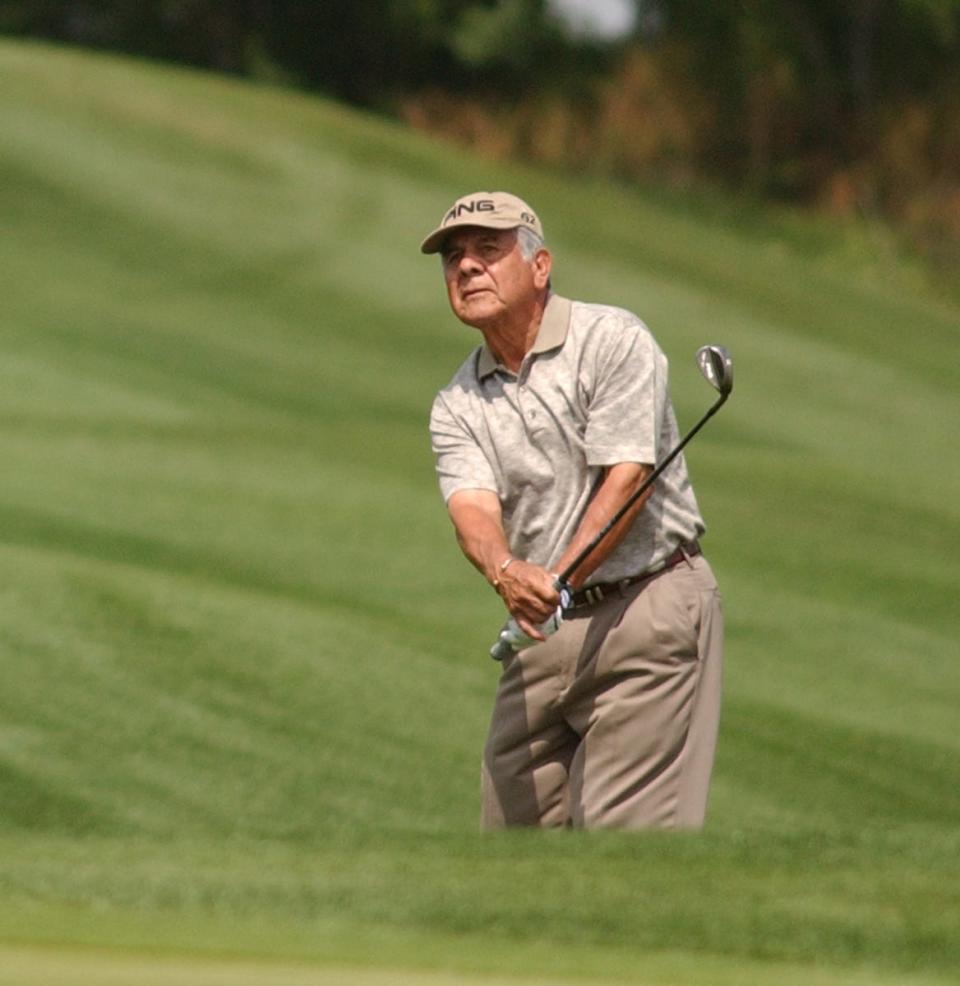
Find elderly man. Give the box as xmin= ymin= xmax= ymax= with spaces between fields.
xmin=423 ymin=191 xmax=723 ymax=830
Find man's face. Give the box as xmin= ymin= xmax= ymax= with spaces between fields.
xmin=440 ymin=227 xmax=550 ymax=328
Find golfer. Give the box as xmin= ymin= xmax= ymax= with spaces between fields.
xmin=423 ymin=191 xmax=724 ymax=830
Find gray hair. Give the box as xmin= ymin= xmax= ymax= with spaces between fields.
xmin=437 ymin=225 xmax=547 ymax=270
xmin=516 ymin=225 xmax=545 ymax=260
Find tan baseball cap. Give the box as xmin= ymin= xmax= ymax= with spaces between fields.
xmin=420 ymin=190 xmax=544 ymax=254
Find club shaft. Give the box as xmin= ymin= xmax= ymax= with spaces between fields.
xmin=556 ymin=391 xmax=728 ymax=585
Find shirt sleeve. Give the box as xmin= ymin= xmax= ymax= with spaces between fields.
xmin=430 ymin=392 xmax=499 ymax=502
xmin=583 ymin=315 xmax=666 ymax=467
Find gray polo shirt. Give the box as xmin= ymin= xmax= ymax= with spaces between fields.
xmin=430 ymin=294 xmax=705 ymax=584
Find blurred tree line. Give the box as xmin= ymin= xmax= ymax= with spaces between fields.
xmin=3 ymin=0 xmax=958 ymax=268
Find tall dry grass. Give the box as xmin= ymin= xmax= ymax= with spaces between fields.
xmin=399 ymin=45 xmax=960 ymax=279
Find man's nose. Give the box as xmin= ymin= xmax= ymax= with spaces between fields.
xmin=458 ymin=251 xmax=483 ymax=274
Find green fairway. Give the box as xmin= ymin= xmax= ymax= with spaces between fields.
xmin=2 ymin=944 xmax=957 ymax=986
xmin=1 ymin=37 xmax=959 ymax=985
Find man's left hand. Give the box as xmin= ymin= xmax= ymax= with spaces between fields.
xmin=495 ymin=559 xmax=561 ymax=640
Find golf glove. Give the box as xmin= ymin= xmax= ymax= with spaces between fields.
xmin=489 ymin=584 xmax=572 ymax=661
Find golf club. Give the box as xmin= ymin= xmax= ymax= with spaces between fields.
xmin=489 ymin=344 xmax=734 ymax=662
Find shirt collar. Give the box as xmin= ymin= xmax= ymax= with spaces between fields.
xmin=476 ymin=294 xmax=572 ymax=380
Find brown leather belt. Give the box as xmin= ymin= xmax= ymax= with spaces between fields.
xmin=566 ymin=540 xmax=701 ymax=610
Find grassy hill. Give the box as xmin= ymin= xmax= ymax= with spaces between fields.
xmin=1 ymin=38 xmax=958 ymax=986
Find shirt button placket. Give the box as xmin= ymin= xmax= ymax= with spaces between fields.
xmin=519 ymin=363 xmax=533 ymax=420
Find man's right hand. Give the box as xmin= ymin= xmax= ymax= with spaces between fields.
xmin=495 ymin=560 xmax=561 ymax=640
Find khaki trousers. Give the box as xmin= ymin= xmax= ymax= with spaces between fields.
xmin=481 ymin=553 xmax=723 ymax=830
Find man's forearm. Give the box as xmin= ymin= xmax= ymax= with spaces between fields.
xmin=448 ymin=494 xmax=512 ymax=588
xmin=555 ymin=463 xmax=653 ymax=586
xmin=448 ymin=489 xmax=559 ymax=633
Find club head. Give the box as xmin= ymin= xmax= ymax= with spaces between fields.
xmin=696 ymin=345 xmax=734 ymax=397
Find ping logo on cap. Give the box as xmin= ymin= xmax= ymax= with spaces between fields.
xmin=443 ymin=199 xmax=496 ymax=226
xmin=420 ymin=190 xmax=543 ymax=254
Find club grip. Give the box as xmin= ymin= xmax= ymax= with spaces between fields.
xmin=489 ymin=618 xmax=532 ymax=661
xmin=490 ymin=634 xmax=520 ymax=662
xmin=488 ymin=585 xmax=571 ymax=661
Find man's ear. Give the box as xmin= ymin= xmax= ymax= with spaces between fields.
xmin=532 ymin=248 xmax=552 ymax=290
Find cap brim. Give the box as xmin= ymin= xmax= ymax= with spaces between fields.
xmin=420 ymin=218 xmax=523 ymax=254
xmin=419 ymin=227 xmax=451 ymax=254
